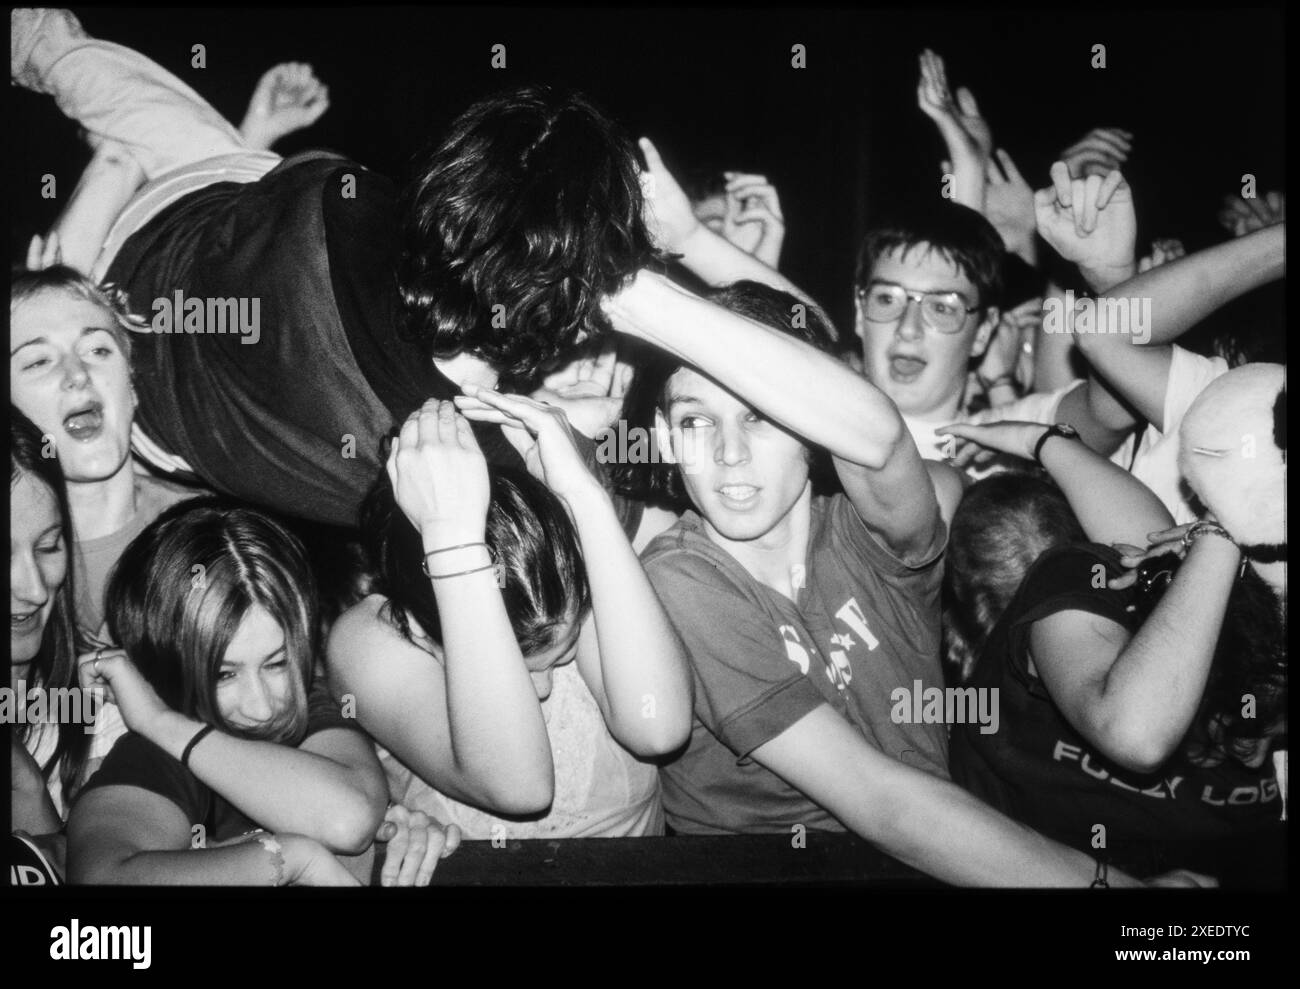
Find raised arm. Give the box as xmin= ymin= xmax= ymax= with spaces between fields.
xmin=639 ymin=138 xmax=819 ymax=309
xmin=604 ymin=271 xmax=941 ymax=560
xmin=1073 ymin=223 xmax=1285 ymax=429
xmin=937 ymin=420 xmax=1172 ymax=547
xmin=454 ymin=387 xmax=694 ymax=756
xmin=1027 ymin=528 xmax=1241 ymax=773
xmin=327 ymin=401 xmax=555 ymax=815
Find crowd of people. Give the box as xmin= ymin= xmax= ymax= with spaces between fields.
xmin=9 ymin=9 xmax=1286 ymax=888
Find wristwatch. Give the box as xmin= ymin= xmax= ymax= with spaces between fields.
xmin=1033 ymin=423 xmax=1080 ymax=465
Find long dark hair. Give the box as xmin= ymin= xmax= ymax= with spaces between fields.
xmin=10 ymin=408 xmax=91 ymax=799
xmin=397 ymin=85 xmax=661 ymax=383
xmin=106 ymin=500 xmax=318 ymax=745
xmin=361 ymin=464 xmax=591 ymax=656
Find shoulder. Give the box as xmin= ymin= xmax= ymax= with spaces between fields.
xmin=640 ymin=516 xmax=753 ymax=598
xmin=1008 ymin=543 xmax=1133 ymax=629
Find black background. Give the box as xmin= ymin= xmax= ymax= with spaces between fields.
xmin=9 ymin=6 xmax=1286 ymax=332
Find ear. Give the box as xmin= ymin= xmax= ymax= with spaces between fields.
xmin=969 ymin=307 xmax=1000 ymax=361
xmin=653 ymin=408 xmax=679 ymax=465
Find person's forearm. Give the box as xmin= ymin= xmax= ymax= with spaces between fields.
xmin=1038 ymin=426 xmax=1173 ymax=547
xmin=73 ymin=838 xmax=290 ymax=886
xmin=606 ymin=270 xmax=902 ymax=466
xmin=873 ymin=773 xmax=1139 ymax=887
xmin=147 ymin=712 xmax=383 ymax=855
xmin=48 ymin=139 xmax=145 ymax=274
xmin=1089 ymin=536 xmax=1239 ymax=771
xmin=568 ymin=484 xmax=693 ymax=754
xmin=675 ymin=224 xmax=817 ymax=306
xmin=429 ymin=543 xmax=554 ymax=811
xmin=1080 ymin=224 xmax=1285 ymax=353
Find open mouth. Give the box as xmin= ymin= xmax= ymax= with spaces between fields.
xmin=11 ymin=609 xmax=41 ymax=631
xmin=63 ymin=401 xmax=105 ymax=442
xmin=889 ymin=355 xmax=927 ymax=382
xmin=717 ymin=483 xmax=760 ymax=507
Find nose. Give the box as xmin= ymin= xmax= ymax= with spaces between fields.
xmin=238 ymin=673 xmax=276 ymax=725
xmin=10 ymin=550 xmax=49 ymax=611
xmin=58 ymin=351 xmax=90 ymax=390
xmin=714 ymin=420 xmax=751 ymax=467
xmin=895 ymin=295 xmax=926 ymax=342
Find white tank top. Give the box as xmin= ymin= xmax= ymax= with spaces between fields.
xmin=378 ymin=662 xmax=664 ymax=839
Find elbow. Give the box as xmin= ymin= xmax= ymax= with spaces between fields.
xmin=618 ymin=714 xmax=693 ymax=760
xmin=1090 ymin=718 xmax=1177 ymax=776
xmin=321 ymin=791 xmax=388 ymax=856
xmin=481 ymin=778 xmax=555 ymax=817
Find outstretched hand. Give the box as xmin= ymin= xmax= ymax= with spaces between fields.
xmin=935 ymin=420 xmax=1046 ymax=470
xmin=533 ymin=340 xmax=633 ymax=438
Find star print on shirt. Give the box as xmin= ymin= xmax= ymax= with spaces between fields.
xmin=831 ymin=632 xmax=855 ymax=651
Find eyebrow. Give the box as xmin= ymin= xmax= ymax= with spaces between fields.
xmin=864 ymin=279 xmax=972 ymax=299
xmin=220 ymin=645 xmax=287 ymax=669
xmin=11 ymin=325 xmax=118 ymax=358
xmin=666 ymin=395 xmax=704 ymax=410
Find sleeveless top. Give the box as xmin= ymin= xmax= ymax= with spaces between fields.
xmin=378 ymin=662 xmax=664 ymax=839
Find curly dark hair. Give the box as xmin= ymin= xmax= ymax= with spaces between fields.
xmin=397 ymin=85 xmax=660 ymax=383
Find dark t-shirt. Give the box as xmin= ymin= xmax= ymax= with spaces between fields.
xmin=949 ymin=543 xmax=1284 ymax=866
xmin=105 ymin=153 xmax=652 ymax=536
xmin=644 ymin=494 xmax=948 ymax=835
xmin=78 ymin=680 xmax=361 ymax=845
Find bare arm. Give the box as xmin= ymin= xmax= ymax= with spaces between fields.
xmin=327 ymin=597 xmax=554 ymax=815
xmin=67 ymin=786 xmax=357 ymax=886
xmin=567 ymin=484 xmax=694 ymax=756
xmin=144 ymin=711 xmax=388 ymax=855
xmin=752 ymin=705 xmax=1141 ymax=887
xmin=1030 ymin=533 xmax=1241 ymax=772
xmin=605 ymin=270 xmax=940 ymax=560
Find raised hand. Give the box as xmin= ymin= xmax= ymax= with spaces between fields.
xmin=721 ymin=172 xmax=786 ymax=268
xmin=454 ymin=386 xmax=602 ymax=507
xmin=983 ymin=148 xmax=1037 ymax=260
xmin=976 ymin=296 xmax=1041 ymax=396
xmin=375 ymin=803 xmax=461 ymax=887
xmin=638 ymin=137 xmax=700 ymax=254
xmin=1217 ymin=190 xmax=1285 ymax=238
xmin=533 ymin=339 xmax=632 ymax=438
xmin=239 ymin=62 xmax=331 ymax=150
xmin=917 ymin=49 xmax=992 ymax=209
xmin=386 ymin=400 xmax=491 ymax=544
xmin=1060 ymin=127 xmax=1132 ymax=180
xmin=1035 ymin=162 xmax=1136 ymax=289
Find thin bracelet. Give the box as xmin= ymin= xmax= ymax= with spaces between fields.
xmin=1091 ymin=858 xmax=1109 ymax=889
xmin=425 ymin=561 xmax=501 ymax=581
xmin=180 ymin=724 xmax=216 ymax=768
xmin=423 ymin=541 xmax=489 ymax=558
xmin=422 ymin=543 xmax=496 ymax=579
xmin=255 ymin=834 xmax=286 ymax=887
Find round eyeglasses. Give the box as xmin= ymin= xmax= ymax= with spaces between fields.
xmin=857 ymin=283 xmax=980 ymax=334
